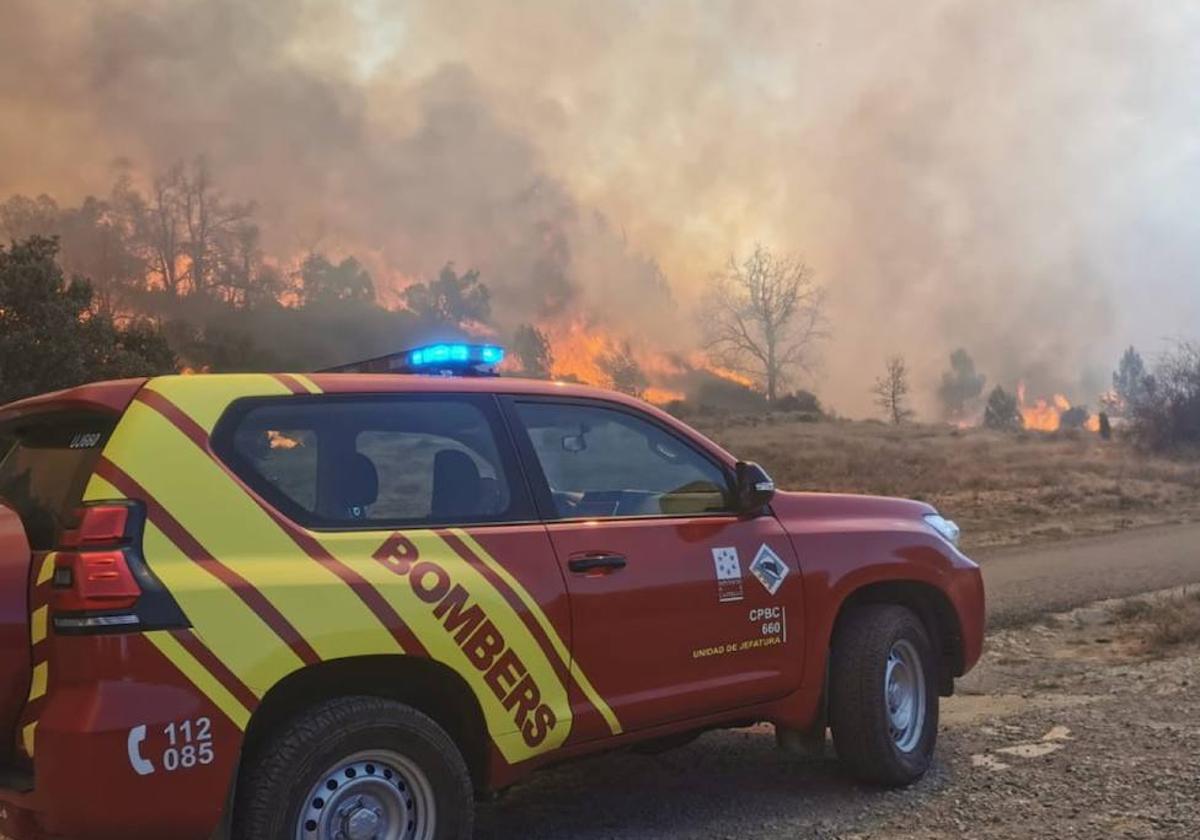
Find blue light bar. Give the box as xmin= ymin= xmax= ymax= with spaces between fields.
xmin=405 ymin=343 xmax=505 ymax=374
xmin=321 ymin=343 xmax=506 ymax=376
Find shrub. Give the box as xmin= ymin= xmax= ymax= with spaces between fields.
xmin=1128 ymin=341 xmax=1200 ymax=452
xmin=773 ymin=389 xmax=823 ymax=415
xmin=983 ymin=386 xmax=1023 ymax=431
xmin=1059 ymin=405 xmax=1090 ymax=430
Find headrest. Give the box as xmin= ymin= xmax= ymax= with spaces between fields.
xmin=432 ymin=449 xmax=482 ymax=520
xmin=336 ymin=453 xmax=379 ymax=519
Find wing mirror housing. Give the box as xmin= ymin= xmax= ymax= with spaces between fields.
xmin=735 ymin=461 xmax=776 ymax=513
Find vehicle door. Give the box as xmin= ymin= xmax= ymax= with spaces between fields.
xmin=502 ymin=396 xmax=803 ymax=739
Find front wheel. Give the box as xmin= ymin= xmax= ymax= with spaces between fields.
xmin=829 ymin=605 xmax=939 ymax=786
xmin=233 ymin=696 xmax=474 ymax=840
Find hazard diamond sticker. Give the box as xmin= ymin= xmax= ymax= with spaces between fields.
xmin=749 ymin=544 xmax=789 ymax=596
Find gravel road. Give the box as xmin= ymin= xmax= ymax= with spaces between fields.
xmin=475 ymin=524 xmax=1200 ymax=839
xmin=978 ymin=522 xmax=1200 ymax=627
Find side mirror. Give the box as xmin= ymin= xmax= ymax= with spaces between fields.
xmin=735 ymin=461 xmax=776 ymax=513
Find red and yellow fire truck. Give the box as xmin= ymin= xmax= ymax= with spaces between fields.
xmin=0 ymin=344 xmax=983 ymax=839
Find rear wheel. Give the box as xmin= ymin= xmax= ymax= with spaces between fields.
xmin=233 ymin=696 xmax=473 ymax=840
xmin=829 ymin=605 xmax=939 ymax=786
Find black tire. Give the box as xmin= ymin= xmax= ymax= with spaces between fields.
xmin=829 ymin=605 xmax=939 ymax=787
xmin=233 ymin=696 xmax=474 ymax=840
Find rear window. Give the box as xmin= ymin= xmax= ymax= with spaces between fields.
xmin=0 ymin=415 xmax=114 ymax=549
xmin=215 ymin=395 xmax=530 ymax=528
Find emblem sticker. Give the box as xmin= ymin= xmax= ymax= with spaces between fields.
xmin=711 ymin=547 xmax=744 ymax=603
xmin=749 ymin=544 xmax=789 ymax=596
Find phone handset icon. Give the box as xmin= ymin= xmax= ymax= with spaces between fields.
xmin=127 ymin=725 xmax=155 ymax=776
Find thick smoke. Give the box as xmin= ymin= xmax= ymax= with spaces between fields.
xmin=3 ymin=0 xmax=1198 ymax=414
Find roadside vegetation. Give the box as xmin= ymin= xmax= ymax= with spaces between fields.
xmin=694 ymin=414 xmax=1200 ymax=550
xmin=1110 ymin=587 xmax=1200 ymax=653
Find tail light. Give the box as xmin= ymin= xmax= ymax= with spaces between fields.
xmin=60 ymin=504 xmax=129 ymax=549
xmin=51 ymin=504 xmax=142 ymax=624
xmin=51 ymin=551 xmax=141 ymax=612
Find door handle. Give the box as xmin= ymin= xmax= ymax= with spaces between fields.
xmin=567 ymin=553 xmax=627 ymax=574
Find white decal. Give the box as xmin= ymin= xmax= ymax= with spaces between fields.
xmin=163 ymin=717 xmax=215 ymax=772
xmin=749 ymin=605 xmax=788 ymax=638
xmin=127 ymin=725 xmax=155 ymax=776
xmin=127 ymin=717 xmax=215 ymax=776
xmin=749 ymin=544 xmax=789 ymax=596
xmin=711 ymin=547 xmax=744 ymax=603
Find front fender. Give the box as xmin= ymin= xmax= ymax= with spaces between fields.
xmin=782 ymin=511 xmax=984 ymax=690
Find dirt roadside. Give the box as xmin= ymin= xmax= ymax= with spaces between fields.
xmin=475 ymin=525 xmax=1200 ymax=839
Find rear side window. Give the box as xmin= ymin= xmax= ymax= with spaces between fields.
xmin=216 ymin=395 xmax=527 ymax=528
xmin=0 ymin=415 xmax=114 ymax=549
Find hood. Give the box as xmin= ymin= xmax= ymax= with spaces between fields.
xmin=770 ymin=490 xmax=937 ymax=521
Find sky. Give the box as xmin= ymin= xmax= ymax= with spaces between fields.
xmin=2 ymin=0 xmax=1199 ymax=415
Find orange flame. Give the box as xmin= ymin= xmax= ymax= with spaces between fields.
xmin=1017 ymin=382 xmax=1087 ymax=432
xmin=506 ymin=316 xmax=752 ymax=404
xmin=266 ymin=430 xmax=303 ymax=449
xmin=542 ymin=318 xmax=617 ymax=386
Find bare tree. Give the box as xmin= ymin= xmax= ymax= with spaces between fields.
xmin=701 ymin=243 xmax=826 ymax=402
xmin=114 ymin=158 xmax=253 ymax=299
xmin=873 ymin=356 xmax=914 ymax=424
xmin=131 ymin=163 xmax=185 ymax=296
xmin=178 ymin=157 xmax=254 ymax=297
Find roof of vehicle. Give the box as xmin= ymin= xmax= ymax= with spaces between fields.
xmin=0 ymin=373 xmax=738 ymax=465
xmin=0 ymin=378 xmax=149 ymax=425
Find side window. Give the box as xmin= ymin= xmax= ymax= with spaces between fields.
xmin=232 ymin=429 xmax=319 ymax=512
xmin=514 ymin=401 xmax=732 ymax=519
xmin=220 ymin=396 xmax=520 ymax=527
xmin=357 ymin=429 xmax=509 ymax=521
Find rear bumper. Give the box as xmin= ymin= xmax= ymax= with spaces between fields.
xmin=1 ymin=636 xmax=238 ymax=840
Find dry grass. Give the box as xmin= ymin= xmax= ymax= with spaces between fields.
xmin=1109 ymin=588 xmax=1200 ymax=652
xmin=692 ymin=415 xmax=1200 ymax=550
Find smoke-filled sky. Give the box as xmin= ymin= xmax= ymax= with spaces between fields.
xmin=3 ymin=0 xmax=1199 ymax=415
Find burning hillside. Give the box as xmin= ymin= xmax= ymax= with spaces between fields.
xmin=5 ymin=0 xmax=1195 ymax=418
xmin=503 ymin=315 xmax=755 ymax=404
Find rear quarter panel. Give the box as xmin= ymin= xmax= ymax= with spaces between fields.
xmin=84 ymin=375 xmax=582 ymax=787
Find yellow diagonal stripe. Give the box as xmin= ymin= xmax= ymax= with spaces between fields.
xmin=144 ymin=374 xmax=292 ymax=432
xmin=30 ymin=605 xmax=47 ymax=645
xmin=101 ymin=399 xmax=401 ymax=662
xmin=454 ymin=529 xmax=623 ymax=736
xmin=315 ymin=528 xmax=573 ymax=763
xmin=22 ymin=722 xmax=36 ymax=757
xmin=28 ymin=662 xmax=47 ymax=701
xmin=83 ymin=475 xmax=304 ymax=698
xmin=144 ymin=631 xmax=251 ymax=730
xmin=36 ymin=553 xmax=54 ymax=585
xmin=289 ymin=374 xmax=322 ymax=394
